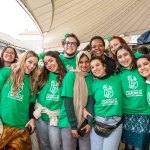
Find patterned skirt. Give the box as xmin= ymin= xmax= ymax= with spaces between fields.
xmin=122 ymin=114 xmax=150 ymax=150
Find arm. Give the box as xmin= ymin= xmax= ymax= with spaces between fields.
xmin=64 ymin=96 xmax=77 ymax=130
xmin=25 ymin=102 xmax=36 ymax=134
xmin=85 ymin=95 xmax=95 ymax=126
xmin=29 ymin=102 xmax=35 ymax=119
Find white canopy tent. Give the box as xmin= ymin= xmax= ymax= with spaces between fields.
xmin=17 ymin=0 xmax=150 ymax=49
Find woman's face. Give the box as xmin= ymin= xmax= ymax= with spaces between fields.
xmin=109 ymin=39 xmax=121 ymax=55
xmin=137 ymin=58 xmax=150 ymax=79
xmin=3 ymin=48 xmax=16 ymax=63
xmin=43 ymin=55 xmax=58 ymax=73
xmin=90 ymin=59 xmax=106 ymax=78
xmin=91 ymin=39 xmax=105 ymax=57
xmin=25 ymin=56 xmax=38 ymax=74
xmin=117 ymin=48 xmax=132 ymax=69
xmin=78 ymin=55 xmax=90 ymax=72
xmin=63 ymin=37 xmax=78 ymax=56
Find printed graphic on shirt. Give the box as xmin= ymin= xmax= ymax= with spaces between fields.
xmin=101 ymin=85 xmax=117 ymax=106
xmin=46 ymin=81 xmax=59 ymax=101
xmin=103 ymin=85 xmax=114 ymax=98
xmin=66 ymin=65 xmax=73 ymax=72
xmin=8 ymin=83 xmax=24 ymax=101
xmin=147 ymin=92 xmax=150 ymax=105
xmin=128 ymin=75 xmax=138 ymax=89
xmin=126 ymin=75 xmax=142 ymax=97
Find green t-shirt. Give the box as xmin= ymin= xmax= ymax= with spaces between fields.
xmin=59 ymin=71 xmax=93 ymax=128
xmin=119 ymin=68 xmax=148 ymax=114
xmin=0 ymin=67 xmax=36 ymax=128
xmin=92 ymin=75 xmax=122 ymax=117
xmin=37 ymin=72 xmax=63 ymax=122
xmin=145 ymin=83 xmax=150 ymax=114
xmin=59 ymin=53 xmax=77 ymax=72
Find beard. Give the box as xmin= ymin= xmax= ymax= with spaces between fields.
xmin=65 ymin=51 xmax=76 ymax=57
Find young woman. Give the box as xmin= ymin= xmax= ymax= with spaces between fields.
xmin=115 ymin=44 xmax=150 ymax=150
xmin=0 ymin=46 xmax=18 ymax=68
xmin=0 ymin=51 xmax=39 ymax=150
xmin=109 ymin=36 xmax=128 ymax=59
xmin=59 ymin=51 xmax=94 ymax=150
xmin=90 ymin=56 xmax=122 ymax=150
xmin=136 ymin=55 xmax=150 ymax=149
xmin=34 ymin=51 xmax=66 ymax=150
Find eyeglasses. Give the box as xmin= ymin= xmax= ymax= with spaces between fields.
xmin=64 ymin=42 xmax=77 ymax=47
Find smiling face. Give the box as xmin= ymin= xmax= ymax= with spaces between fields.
xmin=109 ymin=39 xmax=122 ymax=55
xmin=78 ymin=55 xmax=90 ymax=72
xmin=91 ymin=39 xmax=105 ymax=57
xmin=3 ymin=48 xmax=16 ymax=64
xmin=117 ymin=48 xmax=132 ymax=69
xmin=43 ymin=55 xmax=58 ymax=73
xmin=63 ymin=37 xmax=78 ymax=57
xmin=90 ymin=59 xmax=106 ymax=78
xmin=25 ymin=56 xmax=38 ymax=74
xmin=137 ymin=58 xmax=150 ymax=79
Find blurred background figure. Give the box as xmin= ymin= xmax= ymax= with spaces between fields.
xmin=0 ymin=46 xmax=18 ymax=68
xmin=137 ymin=46 xmax=149 ymax=54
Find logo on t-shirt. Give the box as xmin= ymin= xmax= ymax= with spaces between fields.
xmin=8 ymin=83 xmax=24 ymax=101
xmin=128 ymin=75 xmax=138 ymax=89
xmin=147 ymin=92 xmax=150 ymax=105
xmin=66 ymin=65 xmax=73 ymax=72
xmin=50 ymin=81 xmax=58 ymax=94
xmin=46 ymin=81 xmax=59 ymax=101
xmin=103 ymin=85 xmax=114 ymax=98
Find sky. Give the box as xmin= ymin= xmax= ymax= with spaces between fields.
xmin=0 ymin=0 xmax=38 ymax=39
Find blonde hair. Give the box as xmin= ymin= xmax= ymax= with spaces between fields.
xmin=8 ymin=50 xmax=39 ymax=96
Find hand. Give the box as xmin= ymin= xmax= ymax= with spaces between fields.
xmin=81 ymin=124 xmax=91 ymax=133
xmin=83 ymin=108 xmax=92 ymax=119
xmin=25 ymin=118 xmax=35 ymax=134
xmin=71 ymin=130 xmax=79 ymax=138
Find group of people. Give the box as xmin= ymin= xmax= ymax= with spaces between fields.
xmin=0 ymin=33 xmax=149 ymax=150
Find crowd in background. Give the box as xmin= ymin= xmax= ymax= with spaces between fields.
xmin=0 ymin=34 xmax=150 ymax=150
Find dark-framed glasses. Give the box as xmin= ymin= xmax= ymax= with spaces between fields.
xmin=64 ymin=41 xmax=77 ymax=47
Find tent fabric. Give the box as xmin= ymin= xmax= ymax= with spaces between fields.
xmin=17 ymin=0 xmax=150 ymax=49
xmin=137 ymin=30 xmax=150 ymax=44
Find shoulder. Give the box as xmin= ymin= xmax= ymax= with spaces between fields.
xmin=65 ymin=71 xmax=75 ymax=78
xmin=0 ymin=67 xmax=11 ymax=74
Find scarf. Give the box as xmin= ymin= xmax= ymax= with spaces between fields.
xmin=72 ymin=51 xmax=91 ymax=128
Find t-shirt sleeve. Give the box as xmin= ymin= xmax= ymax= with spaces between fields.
xmin=61 ymin=72 xmax=75 ymax=98
xmin=0 ymin=67 xmax=11 ymax=90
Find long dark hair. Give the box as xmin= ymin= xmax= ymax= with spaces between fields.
xmin=38 ymin=51 xmax=66 ymax=88
xmin=115 ymin=44 xmax=136 ymax=73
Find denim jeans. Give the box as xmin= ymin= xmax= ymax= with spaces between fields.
xmin=90 ymin=116 xmax=122 ymax=150
xmin=35 ymin=118 xmax=61 ymax=150
xmin=61 ymin=128 xmax=91 ymax=150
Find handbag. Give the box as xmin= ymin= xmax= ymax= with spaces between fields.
xmin=94 ymin=119 xmax=122 ymax=137
xmin=77 ymin=119 xmax=88 ymax=137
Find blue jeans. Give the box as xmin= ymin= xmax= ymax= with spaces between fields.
xmin=35 ymin=118 xmax=61 ymax=150
xmin=90 ymin=116 xmax=122 ymax=150
xmin=61 ymin=128 xmax=91 ymax=150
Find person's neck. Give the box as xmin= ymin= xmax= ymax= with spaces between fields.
xmin=146 ymin=76 xmax=150 ymax=81
xmin=64 ymin=53 xmax=75 ymax=58
xmin=4 ymin=61 xmax=11 ymax=67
